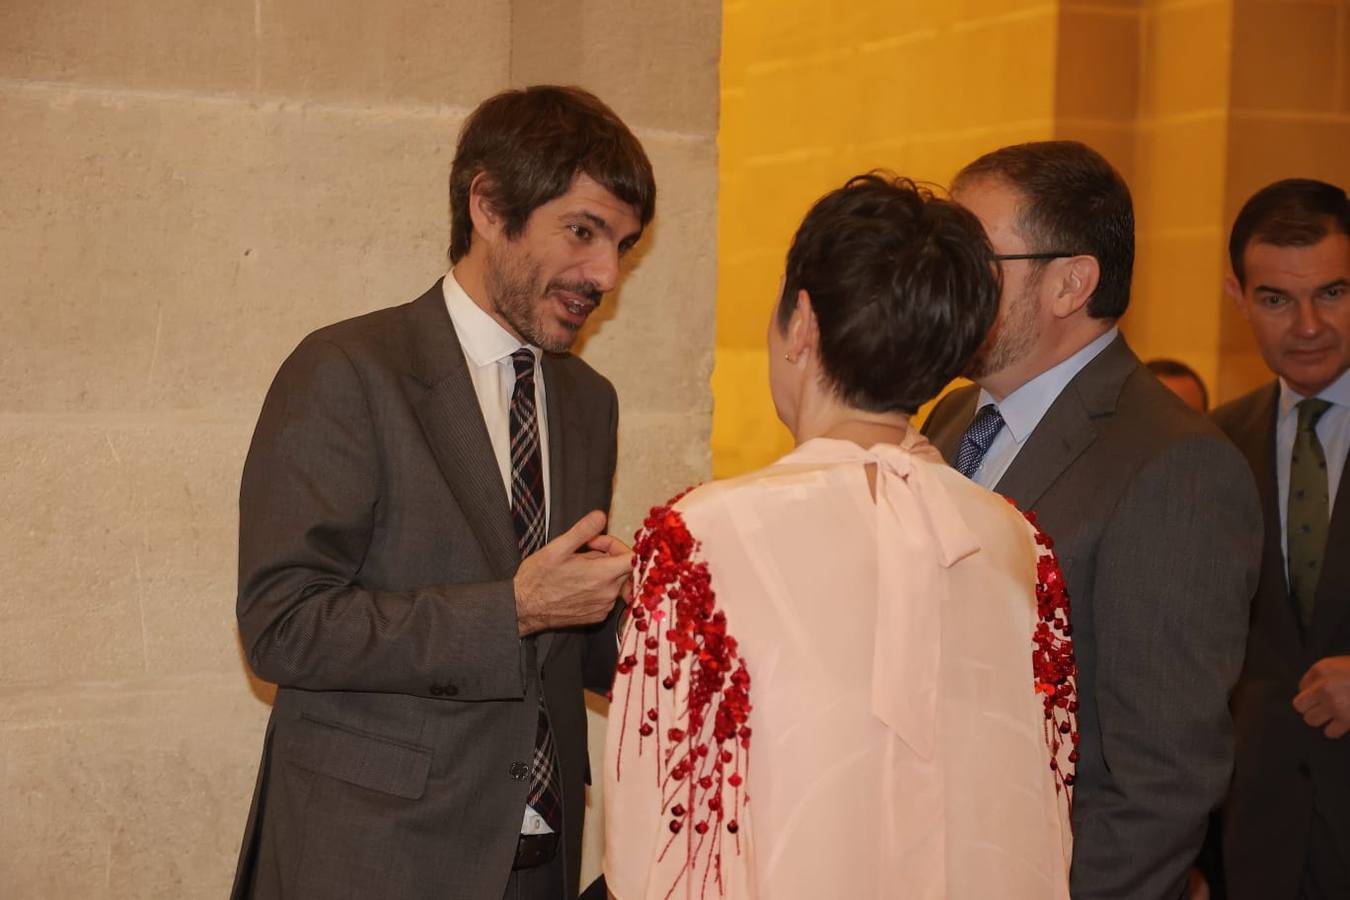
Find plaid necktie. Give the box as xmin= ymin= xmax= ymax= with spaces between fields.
xmin=509 ymin=348 xmax=562 ymax=833
xmin=1287 ymin=397 xmax=1332 ymax=627
xmin=954 ymin=403 xmax=1006 ymax=479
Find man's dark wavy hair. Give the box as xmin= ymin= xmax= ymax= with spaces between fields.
xmin=448 ymin=85 xmax=656 ymax=263
xmin=776 ymin=173 xmax=1001 ymax=415
xmin=1228 ymin=178 xmax=1349 ymax=286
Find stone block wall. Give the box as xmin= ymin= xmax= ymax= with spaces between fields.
xmin=0 ymin=2 xmax=720 ymax=895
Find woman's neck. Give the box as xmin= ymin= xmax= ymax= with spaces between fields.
xmin=792 ymin=391 xmax=911 ymax=449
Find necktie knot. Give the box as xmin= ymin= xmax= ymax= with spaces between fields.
xmin=511 ymin=347 xmax=536 ymax=383
xmin=1297 ymin=397 xmax=1332 ymax=434
xmin=954 ymin=403 xmax=1005 ymax=479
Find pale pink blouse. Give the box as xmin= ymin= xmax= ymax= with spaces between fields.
xmin=604 ymin=433 xmax=1075 ymax=899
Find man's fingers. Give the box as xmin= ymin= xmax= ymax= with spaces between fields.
xmin=552 ymin=510 xmax=609 ymax=555
xmin=1301 ymin=701 xmax=1333 ymax=728
xmin=1325 ymin=719 xmax=1350 ymax=740
xmin=1293 ymin=688 xmax=1320 ymax=714
xmin=1298 ymin=665 xmax=1323 ymax=691
xmin=586 ymin=551 xmax=632 ymax=582
xmin=587 ymin=534 xmax=633 ymax=556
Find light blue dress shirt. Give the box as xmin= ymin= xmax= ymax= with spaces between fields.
xmin=968 ymin=327 xmax=1120 ymax=490
xmin=1275 ymin=367 xmax=1350 ymax=578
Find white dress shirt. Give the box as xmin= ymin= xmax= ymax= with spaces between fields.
xmin=442 ymin=272 xmax=554 ymax=836
xmin=1275 ymin=367 xmax=1350 ymax=578
xmin=968 ymin=327 xmax=1120 ymax=490
xmin=442 ymin=272 xmax=551 ymax=533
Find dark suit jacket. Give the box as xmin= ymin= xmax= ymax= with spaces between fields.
xmin=924 ymin=334 xmax=1261 ymax=900
xmin=231 ymin=282 xmax=621 ymax=900
xmin=1213 ymin=383 xmax=1350 ymax=900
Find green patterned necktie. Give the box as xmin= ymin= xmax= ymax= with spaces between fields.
xmin=1287 ymin=397 xmax=1333 ymax=626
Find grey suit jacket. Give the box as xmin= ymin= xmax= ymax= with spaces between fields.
xmin=231 ymin=282 xmax=621 ymax=900
xmin=1214 ymin=383 xmax=1350 ymax=900
xmin=924 ymin=334 xmax=1261 ymax=900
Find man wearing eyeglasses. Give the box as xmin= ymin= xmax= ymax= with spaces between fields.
xmin=923 ymin=140 xmax=1262 ymax=900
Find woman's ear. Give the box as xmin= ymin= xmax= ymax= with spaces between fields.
xmin=788 ymin=288 xmax=821 ymax=361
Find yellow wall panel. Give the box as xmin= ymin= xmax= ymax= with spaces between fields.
xmin=1231 ymin=1 xmax=1340 ymax=112
xmin=1138 ymin=0 xmax=1231 ymax=118
xmin=1057 ymin=9 xmax=1140 ymax=120
xmin=716 ymin=0 xmax=1348 ymax=475
xmin=1124 ymin=231 xmax=1226 ymax=384
xmin=1134 ymin=117 xmax=1229 ymax=231
xmin=1224 ymin=118 xmax=1350 ymax=211
xmin=715 ymin=0 xmax=1064 ymax=475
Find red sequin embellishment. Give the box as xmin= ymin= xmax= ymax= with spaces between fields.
xmin=1019 ymin=506 xmax=1080 ymax=805
xmin=612 ymin=494 xmax=751 ymax=899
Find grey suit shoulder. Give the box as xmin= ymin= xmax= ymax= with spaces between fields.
xmin=924 ymin=334 xmax=1262 ymax=900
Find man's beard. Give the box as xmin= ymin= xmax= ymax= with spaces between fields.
xmin=966 ymin=278 xmax=1040 ymax=380
xmin=484 ymin=241 xmax=601 ymax=354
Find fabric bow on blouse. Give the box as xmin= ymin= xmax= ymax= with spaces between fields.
xmin=784 ymin=435 xmax=981 ymax=760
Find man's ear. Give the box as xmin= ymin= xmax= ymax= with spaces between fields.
xmin=467 ymin=172 xmax=505 ymax=244
xmin=1050 ymin=255 xmax=1101 ymax=319
xmin=1223 ymin=274 xmax=1251 ymax=321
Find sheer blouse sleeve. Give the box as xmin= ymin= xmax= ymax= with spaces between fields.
xmin=1023 ymin=507 xmax=1079 ymax=812
xmin=604 ymin=498 xmax=755 ymax=900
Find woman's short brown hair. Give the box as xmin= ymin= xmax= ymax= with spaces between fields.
xmin=777 ymin=173 xmax=1001 ymax=415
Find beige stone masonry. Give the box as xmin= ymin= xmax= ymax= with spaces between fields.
xmin=1 ymin=1 xmax=720 ymax=895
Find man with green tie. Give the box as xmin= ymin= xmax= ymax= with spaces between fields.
xmin=1214 ymin=178 xmax=1350 ymax=900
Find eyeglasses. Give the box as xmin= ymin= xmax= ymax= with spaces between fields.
xmin=992 ymin=252 xmax=1079 ymax=261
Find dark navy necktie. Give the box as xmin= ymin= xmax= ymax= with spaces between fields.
xmin=954 ymin=403 xmax=1005 ymax=479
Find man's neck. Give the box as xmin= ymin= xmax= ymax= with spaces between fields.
xmin=980 ymin=320 xmax=1114 ymax=402
xmin=448 ymin=254 xmax=494 ymax=318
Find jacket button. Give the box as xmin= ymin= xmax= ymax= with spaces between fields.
xmin=1298 ymin=762 xmax=1312 ymax=779
xmin=429 ymin=685 xmax=444 ymax=696
xmin=443 ymin=682 xmax=459 ymax=697
xmin=509 ymin=761 xmax=529 ymax=781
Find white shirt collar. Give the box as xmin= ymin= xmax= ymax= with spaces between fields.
xmin=977 ymin=326 xmax=1119 ymax=443
xmin=442 ymin=271 xmax=536 ymax=368
xmin=1278 ymin=367 xmax=1350 ymax=421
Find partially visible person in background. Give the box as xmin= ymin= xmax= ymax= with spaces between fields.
xmin=1213 ymin=177 xmax=1350 ymax=900
xmin=1148 ymin=358 xmax=1210 ymax=412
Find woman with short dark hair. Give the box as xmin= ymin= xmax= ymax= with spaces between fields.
xmin=603 ymin=175 xmax=1077 ymax=899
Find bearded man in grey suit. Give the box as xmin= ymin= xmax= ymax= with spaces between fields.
xmin=923 ymin=141 xmax=1261 ymax=900
xmin=231 ymin=86 xmax=654 ymax=900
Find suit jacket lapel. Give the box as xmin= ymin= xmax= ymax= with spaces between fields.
xmin=1310 ymin=440 xmax=1350 ymax=650
xmin=1227 ymin=384 xmax=1307 ymax=648
xmin=995 ymin=388 xmax=1097 ymax=509
xmin=994 ymin=334 xmax=1135 ymax=509
xmin=542 ymin=354 xmax=582 ymax=544
xmin=534 ymin=353 xmax=585 ymax=665
xmin=405 ymin=283 xmax=520 ymax=579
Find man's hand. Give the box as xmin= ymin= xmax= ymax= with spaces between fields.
xmin=1293 ymin=655 xmax=1350 ymax=738
xmin=514 ymin=510 xmax=633 ymax=636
